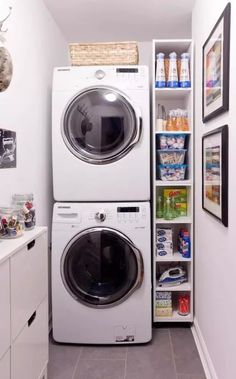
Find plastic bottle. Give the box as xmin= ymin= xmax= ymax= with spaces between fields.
xmin=179 ymin=53 xmax=191 ymax=88
xmin=182 ymin=231 xmax=191 ymax=258
xmin=156 ymin=195 xmax=163 ymax=218
xmin=164 ymin=197 xmax=173 ymax=220
xmin=167 ymin=52 xmax=178 ymax=88
xmin=155 ymin=53 xmax=166 ymax=88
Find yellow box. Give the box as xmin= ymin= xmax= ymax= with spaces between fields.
xmin=155 ymin=307 xmax=173 ymax=317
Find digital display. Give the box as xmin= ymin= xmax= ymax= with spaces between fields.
xmin=117 ymin=207 xmax=140 ymax=213
xmin=116 ymin=68 xmax=138 ymax=73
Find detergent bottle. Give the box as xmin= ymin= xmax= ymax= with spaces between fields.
xmin=167 ymin=52 xmax=178 ymax=88
xmin=155 ymin=53 xmax=166 ymax=88
xmin=179 ymin=53 xmax=191 ymax=87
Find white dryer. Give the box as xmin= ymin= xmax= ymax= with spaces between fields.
xmin=52 ymin=66 xmax=150 ymax=201
xmin=51 ymin=202 xmax=151 ymax=344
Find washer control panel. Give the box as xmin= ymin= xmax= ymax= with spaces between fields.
xmin=117 ymin=206 xmax=147 ymax=224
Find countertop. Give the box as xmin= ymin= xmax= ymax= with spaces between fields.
xmin=0 ymin=226 xmax=47 ymax=264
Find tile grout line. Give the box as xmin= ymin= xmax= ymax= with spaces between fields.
xmin=71 ymin=347 xmax=83 ymax=379
xmin=123 ymin=347 xmax=128 ymax=379
xmin=168 ymin=329 xmax=178 ymax=379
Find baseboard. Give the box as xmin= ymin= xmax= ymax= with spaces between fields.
xmin=191 ymin=318 xmax=218 ymax=379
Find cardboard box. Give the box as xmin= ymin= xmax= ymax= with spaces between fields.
xmin=163 ymin=188 xmax=187 ymax=216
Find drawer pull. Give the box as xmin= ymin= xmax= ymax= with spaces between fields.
xmin=27 ymin=239 xmax=35 ymax=250
xmin=28 ymin=311 xmax=36 ymax=327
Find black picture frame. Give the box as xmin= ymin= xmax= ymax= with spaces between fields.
xmin=202 ymin=125 xmax=228 ymax=227
xmin=0 ymin=129 xmax=17 ymax=169
xmin=202 ymin=3 xmax=231 ymax=122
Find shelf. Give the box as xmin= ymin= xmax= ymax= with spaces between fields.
xmin=155 ymin=131 xmax=191 ymax=135
xmin=153 ymin=39 xmax=194 ymax=325
xmin=154 ymin=310 xmax=193 ymax=323
xmin=154 ymin=88 xmax=191 ymax=100
xmin=156 ymin=252 xmax=191 ymax=262
xmin=156 ymin=216 xmax=192 ymax=224
xmin=155 ymin=180 xmax=192 ymax=187
xmin=156 ymin=282 xmax=191 ymax=292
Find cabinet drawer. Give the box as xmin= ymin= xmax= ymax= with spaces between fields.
xmin=0 ymin=260 xmax=10 ymax=359
xmin=11 ymin=232 xmax=48 ymax=341
xmin=0 ymin=349 xmax=10 ymax=379
xmin=11 ymin=298 xmax=49 ymax=379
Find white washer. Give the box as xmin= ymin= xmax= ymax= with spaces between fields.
xmin=52 ymin=66 xmax=150 ymax=201
xmin=52 ymin=202 xmax=151 ymax=344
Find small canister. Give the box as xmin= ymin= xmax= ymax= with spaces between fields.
xmin=178 ymin=294 xmax=190 ymax=316
xmin=12 ymin=194 xmax=36 ymax=230
xmin=0 ymin=207 xmax=24 ymax=238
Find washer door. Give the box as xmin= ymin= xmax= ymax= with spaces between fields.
xmin=61 ymin=227 xmax=143 ymax=308
xmin=62 ymin=86 xmax=141 ymax=164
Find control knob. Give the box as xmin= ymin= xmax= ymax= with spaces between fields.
xmin=95 ymin=70 xmax=105 ymax=79
xmin=95 ymin=211 xmax=106 ymax=222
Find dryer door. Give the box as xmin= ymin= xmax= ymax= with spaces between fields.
xmin=61 ymin=227 xmax=143 ymax=308
xmin=62 ymin=86 xmax=141 ymax=164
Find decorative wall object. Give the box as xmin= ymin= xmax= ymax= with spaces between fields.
xmin=0 ymin=128 xmax=16 ymax=168
xmin=0 ymin=46 xmax=13 ymax=92
xmin=202 ymin=3 xmax=231 ymax=122
xmin=202 ymin=125 xmax=228 ymax=227
xmin=0 ymin=5 xmax=13 ymax=92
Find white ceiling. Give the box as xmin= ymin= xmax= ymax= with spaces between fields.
xmin=43 ymin=0 xmax=195 ymax=42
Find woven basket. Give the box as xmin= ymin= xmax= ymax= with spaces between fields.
xmin=69 ymin=41 xmax=139 ymax=66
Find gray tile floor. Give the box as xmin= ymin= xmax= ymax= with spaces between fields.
xmin=48 ymin=327 xmax=206 ymax=379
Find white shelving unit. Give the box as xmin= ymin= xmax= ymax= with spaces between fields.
xmin=152 ymin=39 xmax=194 ymax=323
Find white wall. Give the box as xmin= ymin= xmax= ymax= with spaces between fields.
xmin=0 ymin=0 xmax=67 ymax=230
xmin=192 ymin=1 xmax=236 ymax=378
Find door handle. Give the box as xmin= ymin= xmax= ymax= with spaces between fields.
xmin=27 ymin=239 xmax=35 ymax=250
xmin=28 ymin=311 xmax=36 ymax=327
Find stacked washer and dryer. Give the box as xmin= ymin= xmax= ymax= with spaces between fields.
xmin=51 ymin=66 xmax=151 ymax=344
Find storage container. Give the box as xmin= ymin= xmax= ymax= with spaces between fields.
xmin=157 ymin=149 xmax=186 ymax=165
xmin=69 ymin=41 xmax=139 ymax=66
xmin=159 ymin=134 xmax=186 ymax=149
xmin=0 ymin=207 xmax=24 ymax=239
xmin=12 ymin=194 xmax=36 ymax=230
xmin=158 ymin=164 xmax=187 ymax=181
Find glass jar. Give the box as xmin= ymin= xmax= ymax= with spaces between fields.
xmin=12 ymin=194 xmax=36 ymax=230
xmin=0 ymin=207 xmax=24 ymax=238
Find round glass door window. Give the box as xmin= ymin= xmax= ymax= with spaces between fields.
xmin=62 ymin=87 xmax=140 ymax=164
xmin=61 ymin=227 xmax=143 ymax=308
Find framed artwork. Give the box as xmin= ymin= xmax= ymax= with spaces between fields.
xmin=202 ymin=125 xmax=228 ymax=227
xmin=0 ymin=128 xmax=16 ymax=168
xmin=202 ymin=3 xmax=231 ymax=122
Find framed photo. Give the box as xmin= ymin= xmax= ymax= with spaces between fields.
xmin=0 ymin=129 xmax=16 ymax=169
xmin=202 ymin=3 xmax=231 ymax=122
xmin=202 ymin=125 xmax=228 ymax=227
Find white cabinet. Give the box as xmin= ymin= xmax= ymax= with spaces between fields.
xmin=0 ymin=227 xmax=48 ymax=379
xmin=0 ymin=350 xmax=10 ymax=379
xmin=11 ymin=233 xmax=48 ymax=341
xmin=152 ymin=40 xmax=194 ymax=323
xmin=0 ymin=260 xmax=10 ymax=360
xmin=11 ymin=298 xmax=48 ymax=379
